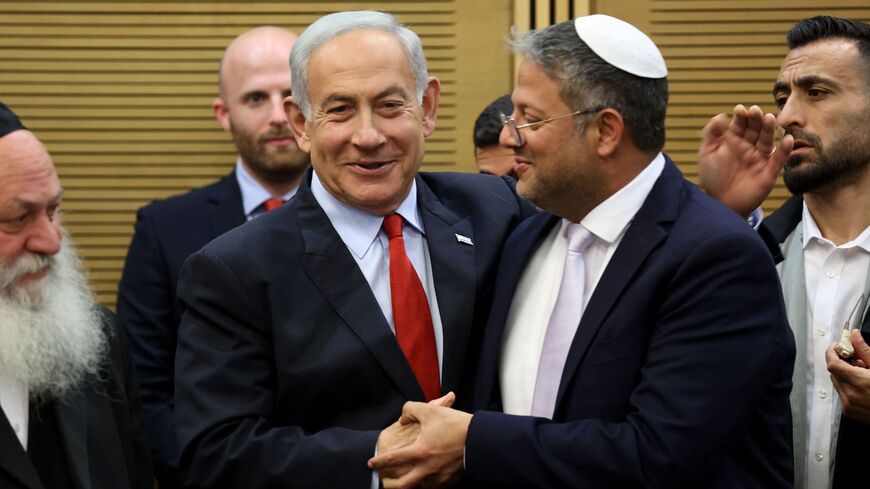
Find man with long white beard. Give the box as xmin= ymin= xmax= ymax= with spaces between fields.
xmin=0 ymin=101 xmax=152 ymax=489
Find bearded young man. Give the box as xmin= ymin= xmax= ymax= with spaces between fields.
xmin=115 ymin=26 xmax=310 ymax=488
xmin=698 ymin=16 xmax=870 ymax=489
xmin=0 ymin=102 xmax=152 ymax=489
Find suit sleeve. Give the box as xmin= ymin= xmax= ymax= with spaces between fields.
xmin=464 ymin=231 xmax=793 ymax=488
xmin=100 ymin=306 xmax=155 ymax=489
xmin=115 ymin=207 xmax=183 ymax=485
xmin=175 ymin=251 xmax=379 ymax=489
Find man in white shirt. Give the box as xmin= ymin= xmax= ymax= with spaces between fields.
xmin=115 ymin=25 xmax=310 ymax=488
xmin=0 ymin=101 xmax=152 ymax=488
xmin=698 ymin=15 xmax=870 ymax=489
xmin=369 ymin=14 xmax=794 ymax=489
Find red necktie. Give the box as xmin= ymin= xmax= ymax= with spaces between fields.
xmin=263 ymin=198 xmax=285 ymax=212
xmin=382 ymin=213 xmax=440 ymax=401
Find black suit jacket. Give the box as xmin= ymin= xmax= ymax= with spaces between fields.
xmin=175 ymin=171 xmax=534 ymax=488
xmin=116 ymin=172 xmax=245 ymax=486
xmin=465 ymin=159 xmax=795 ymax=488
xmin=0 ymin=307 xmax=153 ymax=489
xmin=762 ymin=195 xmax=870 ymax=489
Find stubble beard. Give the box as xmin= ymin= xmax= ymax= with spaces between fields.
xmin=231 ymin=122 xmax=310 ymax=184
xmin=784 ymin=120 xmax=870 ymax=195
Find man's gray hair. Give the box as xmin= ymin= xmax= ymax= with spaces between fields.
xmin=509 ymin=20 xmax=668 ymax=153
xmin=290 ymin=10 xmax=429 ymax=119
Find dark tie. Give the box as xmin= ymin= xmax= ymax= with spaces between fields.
xmin=382 ymin=213 xmax=440 ymax=401
xmin=263 ymin=198 xmax=285 ymax=212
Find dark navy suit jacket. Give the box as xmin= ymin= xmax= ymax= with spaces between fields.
xmin=116 ymin=172 xmax=245 ymax=487
xmin=466 ymin=158 xmax=796 ymax=489
xmin=174 ymin=171 xmax=534 ymax=488
xmin=0 ymin=307 xmax=153 ymax=489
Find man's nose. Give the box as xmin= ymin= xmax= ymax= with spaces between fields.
xmin=26 ymin=213 xmax=61 ymax=257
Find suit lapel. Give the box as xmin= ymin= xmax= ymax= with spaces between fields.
xmin=778 ymin=226 xmax=808 ymax=489
xmin=206 ymin=172 xmax=247 ymax=238
xmin=416 ymin=177 xmax=475 ymax=394
xmin=0 ymin=408 xmax=43 ymax=489
xmin=554 ymin=161 xmax=679 ymax=408
xmin=293 ymin=178 xmax=423 ymax=401
xmin=861 ymin=260 xmax=870 ymax=339
xmin=55 ymin=391 xmax=91 ymax=489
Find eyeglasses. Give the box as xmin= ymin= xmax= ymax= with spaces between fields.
xmin=500 ymin=105 xmax=605 ymax=147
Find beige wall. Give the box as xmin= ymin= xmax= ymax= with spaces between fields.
xmin=1 ymin=1 xmax=867 ymax=306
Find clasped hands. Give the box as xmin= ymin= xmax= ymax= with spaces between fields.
xmin=369 ymin=392 xmax=473 ymax=489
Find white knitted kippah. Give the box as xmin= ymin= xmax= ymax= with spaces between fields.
xmin=574 ymin=14 xmax=667 ymax=79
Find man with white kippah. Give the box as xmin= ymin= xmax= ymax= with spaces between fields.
xmin=369 ymin=15 xmax=795 ymax=488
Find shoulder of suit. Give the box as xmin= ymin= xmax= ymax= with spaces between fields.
xmin=660 ymin=178 xmax=770 ymax=251
xmin=137 ymin=173 xmax=236 ymax=218
xmin=417 ymin=171 xmax=516 ymax=198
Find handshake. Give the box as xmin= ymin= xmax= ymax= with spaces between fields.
xmin=368 ymin=392 xmax=473 ymax=489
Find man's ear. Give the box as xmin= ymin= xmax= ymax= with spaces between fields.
xmin=213 ymin=97 xmax=231 ymax=131
xmin=420 ymin=76 xmax=441 ymax=137
xmin=285 ymin=96 xmax=311 ymax=153
xmin=593 ymin=108 xmax=624 ymax=158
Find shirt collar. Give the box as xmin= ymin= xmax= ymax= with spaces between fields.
xmin=580 ymin=152 xmax=666 ymax=244
xmin=311 ymin=171 xmax=423 ymax=259
xmin=802 ymin=201 xmax=870 ymax=252
xmin=235 ymin=159 xmax=299 ymax=216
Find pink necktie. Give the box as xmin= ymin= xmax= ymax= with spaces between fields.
xmin=382 ymin=214 xmax=440 ymax=401
xmin=531 ymin=223 xmax=594 ymax=418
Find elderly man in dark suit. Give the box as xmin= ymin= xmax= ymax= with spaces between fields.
xmin=174 ymin=10 xmax=534 ymax=489
xmin=0 ymin=102 xmax=152 ymax=489
xmin=115 ymin=26 xmax=309 ymax=487
xmin=370 ymin=15 xmax=795 ymax=489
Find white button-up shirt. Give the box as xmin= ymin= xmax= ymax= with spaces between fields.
xmin=500 ymin=153 xmax=665 ymax=416
xmin=801 ymin=203 xmax=870 ymax=489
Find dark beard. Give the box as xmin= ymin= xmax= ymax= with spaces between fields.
xmin=230 ymin=124 xmax=310 ymax=183
xmin=783 ymin=127 xmax=870 ymax=195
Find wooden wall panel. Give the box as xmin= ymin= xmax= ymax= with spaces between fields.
xmin=6 ymin=0 xmax=861 ymax=307
xmin=597 ymin=0 xmax=870 ymax=213
xmin=0 ymin=1 xmax=512 ymax=307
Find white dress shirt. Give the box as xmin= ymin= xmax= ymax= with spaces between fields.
xmin=310 ymin=172 xmax=445 ymax=489
xmin=0 ymin=371 xmax=29 ymax=449
xmin=234 ymin=159 xmax=299 ymax=220
xmin=499 ymin=153 xmax=665 ymax=416
xmin=801 ymin=203 xmax=870 ymax=489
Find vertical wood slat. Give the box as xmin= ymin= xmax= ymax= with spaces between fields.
xmin=511 ymin=1 xmax=590 ymax=78
xmin=535 ymin=1 xmax=552 ymax=28
xmin=556 ymin=1 xmax=570 ymax=22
